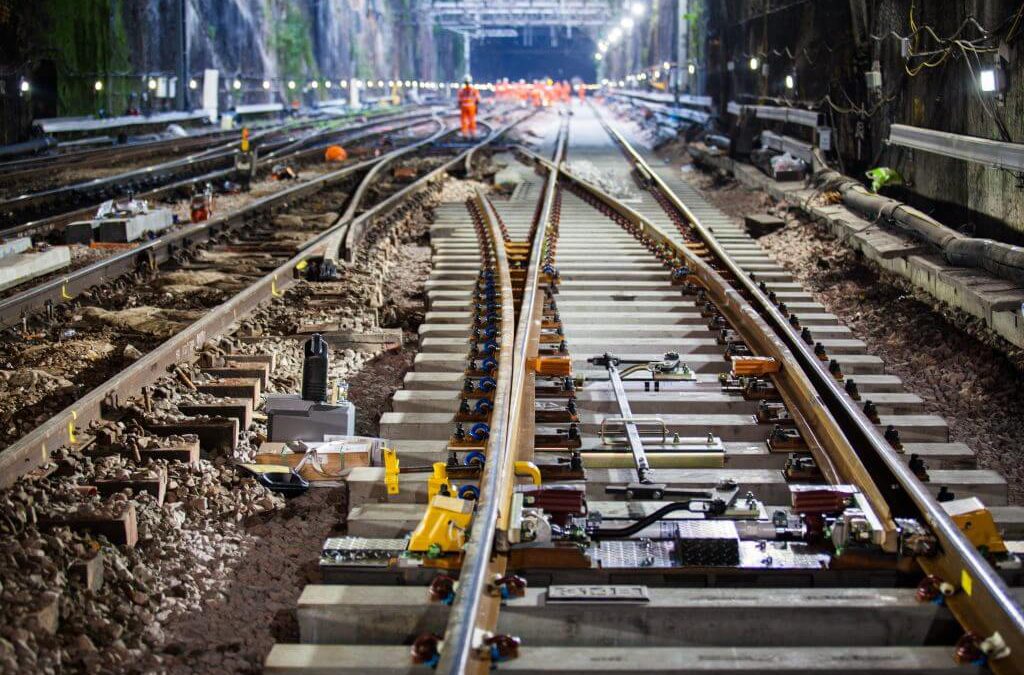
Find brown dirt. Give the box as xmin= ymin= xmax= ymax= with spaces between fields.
xmin=159 ymin=487 xmax=347 ymax=675
xmin=680 ymin=167 xmax=1024 ymax=504
xmin=348 ymin=239 xmax=432 ymax=438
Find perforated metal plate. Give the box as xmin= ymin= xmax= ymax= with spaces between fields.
xmin=320 ymin=537 xmax=407 ymax=567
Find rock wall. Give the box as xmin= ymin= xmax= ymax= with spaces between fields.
xmin=700 ymin=0 xmax=1024 ymax=242
xmin=1 ymin=0 xmax=460 ymax=130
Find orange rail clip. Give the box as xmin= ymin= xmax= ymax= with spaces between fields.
xmin=527 ymin=356 xmax=572 ymax=377
xmin=731 ymin=356 xmax=780 ymax=377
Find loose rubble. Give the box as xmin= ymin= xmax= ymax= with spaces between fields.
xmin=0 ymin=172 xmax=460 ymax=674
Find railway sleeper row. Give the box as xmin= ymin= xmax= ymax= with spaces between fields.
xmin=264 ymin=112 xmax=1023 ymax=674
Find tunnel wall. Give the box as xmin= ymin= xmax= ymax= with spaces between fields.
xmin=0 ymin=0 xmax=459 ymax=140
xmin=697 ymin=0 xmax=1024 ymax=242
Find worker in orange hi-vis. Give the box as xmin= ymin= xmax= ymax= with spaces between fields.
xmin=457 ymin=75 xmax=480 ymax=137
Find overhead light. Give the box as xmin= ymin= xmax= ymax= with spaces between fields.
xmin=621 ymin=17 xmax=634 ymax=30
xmin=727 ymin=60 xmax=735 ymax=72
xmin=631 ymin=2 xmax=645 ymax=15
xmin=94 ymin=80 xmax=104 ymax=92
xmin=310 ymin=80 xmax=319 ymax=89
xmin=404 ymin=80 xmax=412 ymax=87
xmin=601 ymin=78 xmax=609 ymax=85
xmin=618 ymin=79 xmax=625 ymax=87
xmin=148 ymin=78 xmax=157 ymax=90
xmin=233 ymin=78 xmax=242 ymax=90
xmin=980 ymin=68 xmax=999 ymax=92
xmin=19 ymin=79 xmax=30 ymax=94
xmin=387 ymin=80 xmax=394 ymax=87
xmin=609 ymin=27 xmax=622 ymax=43
xmin=594 ymin=53 xmax=603 ymax=61
xmin=189 ymin=78 xmax=198 ymax=90
xmin=785 ymin=74 xmax=795 ymax=89
xmin=377 ymin=80 xmax=384 ymax=87
xmin=340 ymin=80 xmax=348 ymax=88
xmin=324 ymin=80 xmax=332 ymax=88
xmin=688 ymin=63 xmax=696 ymax=75
xmin=663 ymin=61 xmax=671 ymax=70
xmin=262 ymin=80 xmax=271 ymax=90
xmin=288 ymin=80 xmax=296 ymax=90
xmin=749 ymin=57 xmax=759 ymax=71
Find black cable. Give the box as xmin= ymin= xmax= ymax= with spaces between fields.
xmin=590 ymin=500 xmax=724 ymax=540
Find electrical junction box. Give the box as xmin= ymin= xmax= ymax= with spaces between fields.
xmin=817 ymin=127 xmax=833 ymax=152
xmin=265 ymin=393 xmax=356 ymax=442
xmin=865 ymin=69 xmax=882 ymax=92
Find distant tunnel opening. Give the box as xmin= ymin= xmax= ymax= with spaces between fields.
xmin=470 ymin=31 xmax=597 ymax=83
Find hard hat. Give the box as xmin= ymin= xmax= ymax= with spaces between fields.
xmin=464 ymin=75 xmax=472 ymax=84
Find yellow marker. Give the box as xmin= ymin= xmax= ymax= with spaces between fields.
xmin=271 ymin=275 xmax=283 ymax=298
xmin=383 ymin=448 xmax=400 ymax=496
xmin=67 ymin=410 xmax=78 ymax=444
xmin=961 ymin=569 xmax=973 ymax=596
xmin=61 ymin=279 xmax=72 ymax=300
xmin=514 ymin=461 xmax=542 ymax=486
xmin=296 ymin=260 xmax=309 ymax=272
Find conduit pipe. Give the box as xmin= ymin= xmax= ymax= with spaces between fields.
xmin=815 ymin=167 xmax=1024 ymax=286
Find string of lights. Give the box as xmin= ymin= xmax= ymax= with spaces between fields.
xmin=594 ymin=2 xmax=647 ymax=62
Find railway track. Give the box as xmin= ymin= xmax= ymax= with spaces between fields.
xmin=260 ymin=105 xmax=1023 ymax=674
xmin=0 ymin=108 xmax=436 ymax=240
xmin=0 ymin=112 xmax=448 ymax=326
xmin=0 ymin=111 xmax=526 ymax=486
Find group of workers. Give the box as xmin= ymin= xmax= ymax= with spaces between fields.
xmin=457 ymin=75 xmax=588 ymax=137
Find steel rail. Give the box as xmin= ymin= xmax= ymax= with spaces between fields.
xmin=339 ymin=114 xmax=472 ymax=225
xmin=0 ymin=119 xmax=317 ymax=216
xmin=584 ymin=110 xmax=899 ymax=540
xmin=0 ymin=129 xmax=239 ymax=186
xmin=538 ymin=148 xmax=897 ymax=542
xmin=0 ymin=118 xmax=517 ymax=490
xmin=336 ymin=115 xmax=525 ymax=263
xmin=0 ymin=116 xmax=447 ymax=331
xmin=0 ymin=109 xmax=439 ymax=241
xmin=436 ymin=116 xmax=567 ymax=675
xmin=599 ymin=113 xmax=1024 ymax=673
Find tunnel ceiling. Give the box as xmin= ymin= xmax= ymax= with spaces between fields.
xmin=421 ymin=0 xmax=617 ymax=34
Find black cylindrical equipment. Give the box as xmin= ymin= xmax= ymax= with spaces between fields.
xmin=302 ymin=334 xmax=330 ymax=402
